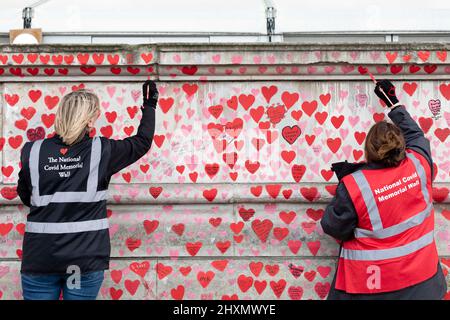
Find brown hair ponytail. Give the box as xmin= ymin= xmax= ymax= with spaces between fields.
xmin=364 ymin=121 xmax=406 ymax=167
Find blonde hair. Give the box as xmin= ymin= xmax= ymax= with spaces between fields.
xmin=54 ymin=89 xmax=100 ymax=146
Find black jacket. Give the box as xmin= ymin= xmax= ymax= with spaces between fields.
xmin=17 ymin=105 xmax=155 ymax=275
xmin=321 ymin=105 xmax=448 ymax=300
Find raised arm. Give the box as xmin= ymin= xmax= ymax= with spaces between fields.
xmin=374 ymin=80 xmax=433 ymax=172
xmin=107 ymin=81 xmax=158 ymax=176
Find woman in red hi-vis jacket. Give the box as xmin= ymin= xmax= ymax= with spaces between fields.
xmin=321 ymin=80 xmax=447 ymax=300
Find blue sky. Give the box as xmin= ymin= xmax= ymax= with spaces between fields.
xmin=1 ymin=0 xmax=450 ymax=33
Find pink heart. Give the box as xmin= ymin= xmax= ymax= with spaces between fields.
xmin=258 ymin=66 xmax=268 ymax=74
xmin=173 ymin=54 xmax=181 ymax=63
xmin=376 ymin=66 xmax=387 ymax=74
xmin=0 ymin=266 xmax=10 ymax=279
xmin=106 ymin=86 xmax=116 ymax=98
xmin=324 ymin=66 xmax=335 ymax=74
xmin=348 ymin=116 xmax=360 ymax=127
xmin=331 ymin=51 xmax=341 ymax=59
xmin=291 ymin=66 xmax=300 ymax=74
xmin=339 ymin=128 xmax=349 ymax=140
xmin=370 ymin=52 xmax=381 ymax=61
xmin=355 ymin=93 xmax=368 ymax=107
xmin=153 ymin=233 xmax=164 ymax=242
xmin=322 ymin=152 xmax=333 ymax=164
xmin=310 ymin=161 xmax=320 ymax=175
xmin=307 ymin=66 xmax=317 ymax=74
xmin=58 ymin=86 xmax=67 ymax=95
xmin=116 ymin=96 xmax=124 ymax=105
xmin=109 ymin=224 xmax=119 ymax=237
xmin=341 ymin=66 xmax=354 ymax=74
xmin=231 ymin=55 xmax=243 ymax=64
xmin=101 ymin=101 xmax=110 ymax=110
xmin=350 ymin=51 xmax=359 ymax=60
xmin=313 ymin=127 xmax=323 ymax=136
xmin=444 ymin=112 xmax=450 ymax=126
xmin=342 ymin=145 xmax=352 ymax=159
xmin=131 ymin=90 xmax=140 ymax=102
xmin=251 ymin=88 xmax=260 ymax=96
xmin=169 ymin=250 xmax=179 ymax=258
xmin=267 ymin=55 xmax=276 ymax=64
xmin=339 ymin=90 xmax=349 ymax=99
xmin=361 ymin=120 xmax=371 ymax=130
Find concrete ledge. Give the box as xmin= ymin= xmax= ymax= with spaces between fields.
xmin=1 ymin=44 xmax=449 ymax=81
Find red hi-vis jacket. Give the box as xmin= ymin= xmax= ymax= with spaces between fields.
xmin=337 ymin=149 xmax=438 ymax=294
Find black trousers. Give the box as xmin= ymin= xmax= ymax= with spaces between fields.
xmin=327 ymin=263 xmax=448 ymax=300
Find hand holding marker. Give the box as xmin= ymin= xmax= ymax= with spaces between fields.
xmin=142 ymin=79 xmax=158 ymax=109
xmin=368 ymin=70 xmax=399 ymax=108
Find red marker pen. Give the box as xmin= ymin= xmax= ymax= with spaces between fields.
xmin=368 ymin=70 xmax=377 ymax=84
xmin=368 ymin=70 xmax=394 ymax=106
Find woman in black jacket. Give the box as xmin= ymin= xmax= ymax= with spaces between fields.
xmin=16 ymin=80 xmax=158 ymax=300
xmin=321 ymin=80 xmax=447 ymax=300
